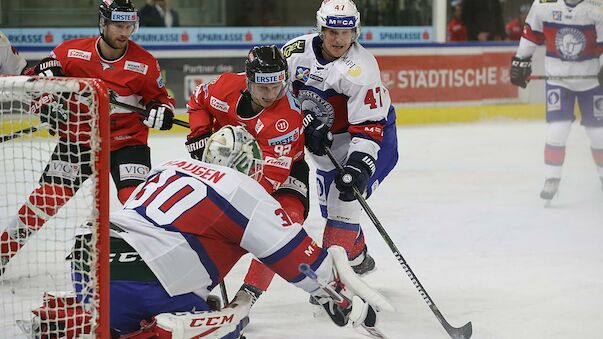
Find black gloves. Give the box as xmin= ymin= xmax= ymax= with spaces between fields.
xmin=185 ymin=133 xmax=210 ymax=160
xmin=303 ymin=112 xmax=333 ymax=156
xmin=510 ymin=56 xmax=532 ymax=88
xmin=335 ymin=151 xmax=376 ymax=201
xmin=34 ymin=57 xmax=64 ymax=77
xmin=143 ymin=101 xmax=174 ymax=130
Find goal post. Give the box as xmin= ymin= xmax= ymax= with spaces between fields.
xmin=0 ymin=76 xmax=110 ymax=338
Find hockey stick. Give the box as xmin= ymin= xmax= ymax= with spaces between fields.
xmin=1 ymin=123 xmax=48 ymax=143
xmin=324 ymin=147 xmax=472 ymax=339
xmin=299 ymin=263 xmax=388 ymax=339
xmin=220 ymin=281 xmax=230 ymax=306
xmin=108 ymin=92 xmax=190 ymax=128
xmin=528 ymin=75 xmax=598 ymax=81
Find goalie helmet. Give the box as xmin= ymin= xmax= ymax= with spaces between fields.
xmin=202 ymin=125 xmax=264 ymax=181
xmin=98 ymin=0 xmax=139 ymax=37
xmin=316 ymin=0 xmax=361 ymax=41
xmin=245 ymin=45 xmax=288 ymax=84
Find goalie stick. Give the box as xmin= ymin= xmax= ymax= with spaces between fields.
xmin=528 ymin=75 xmax=598 ymax=81
xmin=324 ymin=147 xmax=472 ymax=339
xmin=299 ymin=263 xmax=388 ymax=339
xmin=108 ymin=91 xmax=190 ymax=128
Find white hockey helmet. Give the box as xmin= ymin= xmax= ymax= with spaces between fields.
xmin=316 ymin=0 xmax=361 ymax=41
xmin=202 ymin=125 xmax=263 ymax=181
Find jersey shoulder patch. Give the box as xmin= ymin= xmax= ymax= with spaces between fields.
xmin=282 ymin=40 xmax=306 ymax=58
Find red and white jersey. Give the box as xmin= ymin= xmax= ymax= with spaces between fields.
xmin=0 ymin=32 xmax=26 ymax=74
xmin=50 ymin=37 xmax=175 ymax=151
xmin=283 ymin=34 xmax=391 ymax=166
xmin=516 ymin=0 xmax=603 ymax=91
xmin=110 ymin=158 xmax=332 ymax=299
xmin=187 ymin=72 xmax=304 ymax=193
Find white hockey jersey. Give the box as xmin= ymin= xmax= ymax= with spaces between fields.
xmin=516 ymin=0 xmax=603 ymax=91
xmin=110 ymin=159 xmax=333 ymax=299
xmin=283 ymin=34 xmax=394 ymax=168
xmin=0 ymin=32 xmax=26 ymax=75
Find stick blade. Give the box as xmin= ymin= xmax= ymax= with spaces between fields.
xmin=446 ymin=321 xmax=472 ymax=339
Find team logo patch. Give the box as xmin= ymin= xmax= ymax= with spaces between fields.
xmin=594 ymin=96 xmax=603 ymax=119
xmin=298 ymin=90 xmax=335 ymax=128
xmin=295 ymin=66 xmax=310 ymax=82
xmin=68 ymin=49 xmax=92 ymax=61
xmin=552 ymin=11 xmax=562 ymax=21
xmin=210 ymin=96 xmax=229 ymax=112
xmin=124 ymin=61 xmax=149 ymax=75
xmin=275 ymin=119 xmax=289 ymax=132
xmin=156 ymin=75 xmax=165 ymax=88
xmin=119 ymin=164 xmax=149 ymax=181
xmin=282 ymin=40 xmax=305 ymax=58
xmin=547 ymin=88 xmax=561 ymax=111
xmin=47 ymin=160 xmax=80 ymax=181
xmin=100 ymin=62 xmax=113 ymax=71
xmin=554 ymin=27 xmax=586 ymax=61
xmin=255 ymin=119 xmax=264 ymax=133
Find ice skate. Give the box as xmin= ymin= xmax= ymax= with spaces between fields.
xmin=540 ymin=178 xmax=560 ymax=204
xmin=351 ymin=250 xmax=377 ymax=277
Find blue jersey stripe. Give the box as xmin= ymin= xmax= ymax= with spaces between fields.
xmin=326 ymin=219 xmax=360 ymax=231
xmin=206 ymin=187 xmax=249 ymax=230
xmin=260 ymin=230 xmax=307 ymax=265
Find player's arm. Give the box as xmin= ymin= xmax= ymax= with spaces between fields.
xmin=139 ymin=59 xmax=175 ymax=130
xmin=336 ymin=75 xmax=390 ymax=201
xmin=511 ymin=3 xmax=543 ymax=88
xmin=185 ymin=80 xmax=217 ymax=160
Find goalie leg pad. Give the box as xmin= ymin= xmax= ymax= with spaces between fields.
xmin=154 ymin=291 xmax=253 ymax=339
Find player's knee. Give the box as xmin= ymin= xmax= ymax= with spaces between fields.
xmin=546 ymin=121 xmax=572 ymax=146
xmin=585 ymin=127 xmax=603 ymax=148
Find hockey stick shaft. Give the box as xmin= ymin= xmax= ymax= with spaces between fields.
xmin=220 ymin=281 xmax=229 ymax=306
xmin=109 ymin=95 xmax=190 ymax=128
xmin=528 ymin=75 xmax=597 ymax=81
xmin=324 ymin=147 xmax=472 ymax=339
xmin=1 ymin=123 xmax=47 ymax=143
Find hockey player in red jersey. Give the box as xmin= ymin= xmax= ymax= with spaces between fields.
xmin=32 ymin=125 xmax=392 ymax=338
xmin=0 ymin=0 xmax=175 ymax=274
xmin=185 ymin=46 xmax=310 ymax=304
xmin=510 ymin=0 xmax=603 ymax=202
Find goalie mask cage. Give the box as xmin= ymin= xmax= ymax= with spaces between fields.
xmin=0 ymin=76 xmax=109 ymax=338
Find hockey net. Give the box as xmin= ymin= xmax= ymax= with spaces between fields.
xmin=0 ymin=76 xmax=109 ymax=338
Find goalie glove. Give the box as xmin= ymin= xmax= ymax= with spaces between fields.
xmin=143 ymin=101 xmax=174 ymax=130
xmin=312 ymin=246 xmax=394 ymax=329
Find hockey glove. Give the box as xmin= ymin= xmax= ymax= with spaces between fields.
xmin=335 ymin=152 xmax=376 ymax=201
xmin=312 ymin=246 xmax=394 ymax=329
xmin=185 ymin=133 xmax=211 ymax=160
xmin=598 ymin=66 xmax=603 ymax=87
xmin=303 ymin=111 xmax=333 ymax=156
xmin=510 ymin=56 xmax=532 ymax=88
xmin=143 ymin=101 xmax=174 ymax=130
xmin=34 ymin=57 xmax=64 ymax=77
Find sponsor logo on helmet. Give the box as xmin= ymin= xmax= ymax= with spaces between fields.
xmin=111 ymin=11 xmax=138 ymax=22
xmin=325 ymin=16 xmax=357 ymax=28
xmin=210 ymin=96 xmax=230 ymax=112
xmin=124 ymin=61 xmax=148 ymax=75
xmin=254 ymin=70 xmax=286 ymax=84
xmin=156 ymin=75 xmax=165 ymax=88
xmin=68 ymin=49 xmax=92 ymax=61
xmin=282 ymin=40 xmax=305 ymax=58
